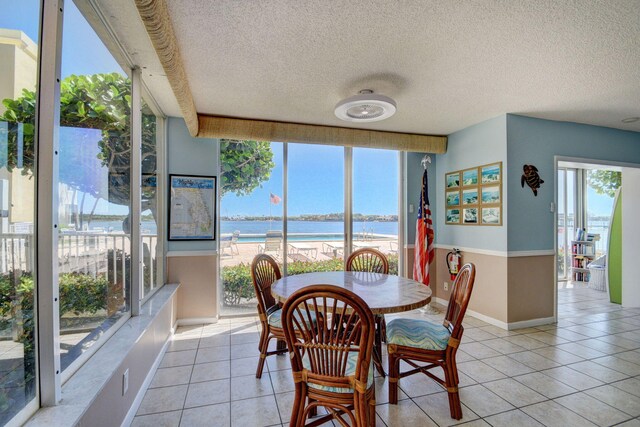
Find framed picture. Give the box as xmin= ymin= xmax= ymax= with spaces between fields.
xmin=445 ymin=161 xmax=502 ymax=227
xmin=481 ymin=185 xmax=500 ymax=204
xmin=462 ymin=168 xmax=478 ymax=186
xmin=446 ymin=190 xmax=460 ymax=206
xmin=169 ymin=174 xmax=217 ymax=240
xmin=482 ymin=207 xmax=501 ymax=225
xmin=446 ymin=208 xmax=460 ymax=224
xmin=481 ymin=162 xmax=501 ymax=184
xmin=462 ymin=188 xmax=478 ymax=205
xmin=446 ymin=172 xmax=460 ymax=188
xmin=463 ymin=208 xmax=478 ymax=224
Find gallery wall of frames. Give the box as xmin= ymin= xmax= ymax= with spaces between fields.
xmin=445 ymin=162 xmax=502 ymax=226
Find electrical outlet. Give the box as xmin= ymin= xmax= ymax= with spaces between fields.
xmin=122 ymin=369 xmax=129 ymax=396
xmin=409 ymin=204 xmax=414 ymax=213
xmin=443 ymin=282 xmax=449 ymax=291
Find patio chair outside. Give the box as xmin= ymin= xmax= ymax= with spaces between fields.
xmin=258 ymin=230 xmax=283 ymax=257
xmin=282 ymin=284 xmax=376 ymax=427
xmin=219 ymin=234 xmax=233 ymax=256
xmin=230 ymin=230 xmax=240 ymax=255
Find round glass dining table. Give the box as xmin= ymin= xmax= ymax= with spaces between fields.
xmin=271 ymin=271 xmax=432 ymax=376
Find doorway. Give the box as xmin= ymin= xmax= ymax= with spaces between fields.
xmin=556 ymin=160 xmax=620 ymax=318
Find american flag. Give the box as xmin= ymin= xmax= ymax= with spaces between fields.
xmin=270 ymin=193 xmax=281 ymax=204
xmin=413 ymin=170 xmax=435 ymax=286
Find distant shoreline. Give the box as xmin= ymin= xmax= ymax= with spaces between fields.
xmin=221 ymin=215 xmax=398 ymax=222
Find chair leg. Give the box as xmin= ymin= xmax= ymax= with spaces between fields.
xmin=376 ymin=315 xmax=387 ymax=343
xmin=308 ymin=397 xmax=317 ymax=417
xmin=290 ymin=386 xmax=306 ymax=427
xmin=276 ymin=338 xmax=287 ymax=352
xmin=443 ymin=362 xmax=462 ymax=420
xmin=256 ymin=329 xmax=268 ymax=378
xmin=388 ymin=352 xmax=399 ymax=404
xmin=368 ymin=392 xmax=376 ymax=426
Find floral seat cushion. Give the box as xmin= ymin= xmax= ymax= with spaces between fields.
xmin=386 ymin=318 xmax=451 ymax=350
xmin=301 ymin=351 xmax=374 ymax=394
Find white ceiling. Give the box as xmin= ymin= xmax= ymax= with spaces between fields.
xmin=98 ymin=0 xmax=640 ymax=135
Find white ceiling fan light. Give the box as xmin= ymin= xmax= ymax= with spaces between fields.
xmin=334 ymin=89 xmax=397 ymax=122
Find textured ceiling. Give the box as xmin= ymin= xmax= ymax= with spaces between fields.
xmin=100 ymin=0 xmax=640 ymax=134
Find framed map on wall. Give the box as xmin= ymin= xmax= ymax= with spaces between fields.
xmin=169 ymin=174 xmax=217 ymax=240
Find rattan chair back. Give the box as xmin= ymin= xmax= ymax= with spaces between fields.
xmin=251 ymin=254 xmax=281 ymax=314
xmin=282 ymin=284 xmax=376 ymax=426
xmin=443 ymin=263 xmax=476 ymax=338
xmin=346 ymin=248 xmax=389 ymax=274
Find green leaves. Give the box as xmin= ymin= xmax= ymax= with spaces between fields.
xmin=220 ymin=139 xmax=275 ymax=196
xmin=587 ymin=170 xmax=621 ymax=198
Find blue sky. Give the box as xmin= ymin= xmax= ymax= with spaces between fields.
xmin=222 ymin=148 xmax=615 ymax=218
xmin=0 ymin=0 xmax=123 ymax=78
xmin=221 ymin=144 xmax=399 ymax=217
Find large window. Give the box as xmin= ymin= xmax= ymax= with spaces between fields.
xmin=287 ymin=144 xmax=345 ymax=274
xmin=219 ymin=141 xmax=283 ymax=315
xmin=57 ymin=2 xmax=131 ymax=373
xmin=219 ymin=142 xmax=403 ymax=314
xmin=353 ymin=148 xmax=399 ymax=274
xmin=0 ymin=1 xmax=40 ymax=422
xmin=141 ymin=102 xmax=162 ymax=300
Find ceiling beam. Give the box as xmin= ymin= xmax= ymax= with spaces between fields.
xmin=134 ymin=0 xmax=198 ymax=136
xmin=198 ymin=115 xmax=447 ymax=153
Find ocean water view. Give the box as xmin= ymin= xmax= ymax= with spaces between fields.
xmin=77 ymin=219 xmax=398 ymax=240
xmin=221 ymin=220 xmax=398 ymax=239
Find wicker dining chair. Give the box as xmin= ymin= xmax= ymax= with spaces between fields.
xmin=282 ymin=285 xmax=376 ymax=427
xmin=387 ymin=263 xmax=476 ymax=420
xmin=346 ymin=248 xmax=389 ymax=374
xmin=251 ymin=254 xmax=287 ymax=378
xmin=346 ymin=248 xmax=389 ymax=274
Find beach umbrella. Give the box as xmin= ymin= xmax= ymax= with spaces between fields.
xmin=413 ymin=168 xmax=435 ymax=286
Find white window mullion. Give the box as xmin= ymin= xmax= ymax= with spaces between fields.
xmin=398 ymin=152 xmax=406 ymax=277
xmin=36 ymin=0 xmax=64 ymax=406
xmin=344 ymin=147 xmax=353 ymax=261
xmin=283 ymin=143 xmax=288 ymax=274
xmin=130 ymin=68 xmax=142 ymax=315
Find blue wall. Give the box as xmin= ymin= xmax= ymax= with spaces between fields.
xmin=507 ymin=114 xmax=640 ymax=251
xmin=435 ymin=115 xmax=508 ymax=251
xmin=406 ymin=152 xmax=437 ymax=244
xmin=167 ymin=117 xmax=220 ymax=252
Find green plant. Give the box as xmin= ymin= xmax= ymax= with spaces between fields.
xmin=221 ymin=263 xmax=254 ymax=306
xmin=1 ymin=76 xmax=276 ymax=205
xmin=220 ymin=252 xmax=399 ymax=307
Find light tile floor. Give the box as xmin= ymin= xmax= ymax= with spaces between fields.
xmin=132 ymin=287 xmax=640 ymax=426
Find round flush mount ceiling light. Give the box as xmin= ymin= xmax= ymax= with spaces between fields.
xmin=334 ymin=90 xmax=397 ymax=122
xmin=622 ymin=117 xmax=640 ymax=123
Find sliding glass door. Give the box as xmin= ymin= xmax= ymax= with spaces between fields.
xmin=557 ymin=168 xmax=576 ymax=280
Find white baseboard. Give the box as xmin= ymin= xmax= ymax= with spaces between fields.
xmin=432 ymin=297 xmax=555 ymax=330
xmin=121 ymin=337 xmax=171 ymax=427
xmin=176 ymin=317 xmax=218 ymax=326
xmin=506 ymin=316 xmax=556 ymax=330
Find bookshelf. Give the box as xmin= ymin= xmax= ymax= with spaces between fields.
xmin=571 ymin=240 xmax=595 ymax=283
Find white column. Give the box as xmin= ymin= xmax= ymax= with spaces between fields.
xmin=622 ymin=167 xmax=640 ymax=307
